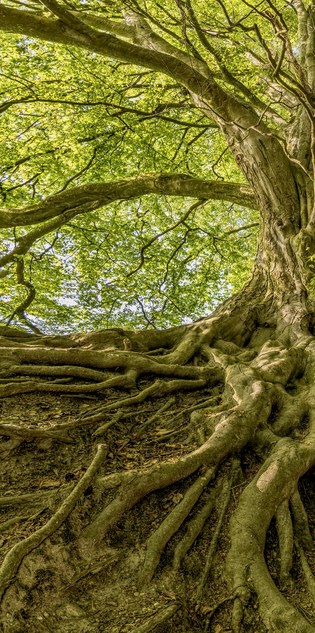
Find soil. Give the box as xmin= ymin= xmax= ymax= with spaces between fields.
xmin=0 ymin=390 xmax=314 ymax=633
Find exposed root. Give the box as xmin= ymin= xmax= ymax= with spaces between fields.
xmin=80 ymin=378 xmax=269 ymax=549
xmin=0 ymin=373 xmax=135 ymax=397
xmin=64 ymin=549 xmax=120 ymax=589
xmin=0 ymin=511 xmax=47 ymax=534
xmin=93 ymin=410 xmax=124 ymax=436
xmin=203 ymin=595 xmax=233 ymax=632
xmin=273 ymin=396 xmax=308 ymax=436
xmin=227 ymin=437 xmax=315 ymax=632
xmin=96 ymin=468 xmax=144 ymax=490
xmin=196 ymin=460 xmax=239 ymax=601
xmin=0 ymin=321 xmax=313 ymax=630
xmin=135 ymin=397 xmax=176 ymax=435
xmin=138 ymin=465 xmax=216 ymax=587
xmin=172 ymin=483 xmax=219 ymax=571
xmin=276 ymin=500 xmax=294 ymax=587
xmin=290 ymin=489 xmax=314 ymax=549
xmin=5 ymin=364 xmax=112 ymax=382
xmin=42 ymin=371 xmax=217 ymax=432
xmin=132 ymin=602 xmax=179 ymax=633
xmin=296 ymin=540 xmax=315 ymax=607
xmin=0 ymin=486 xmax=70 ymax=507
xmin=150 ymin=395 xmax=221 ymax=439
xmin=94 ymin=376 xmax=209 ymax=412
xmin=232 ymin=595 xmax=246 ymax=633
xmin=0 ymin=423 xmax=72 ymax=444
xmin=0 ymin=344 xmax=222 ymax=382
xmin=251 ymin=343 xmax=305 ymax=386
xmin=150 ymin=328 xmax=202 ymax=364
xmin=0 ymin=443 xmax=107 ymax=600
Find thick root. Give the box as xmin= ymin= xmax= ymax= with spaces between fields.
xmin=138 ymin=465 xmax=216 ymax=587
xmin=80 ymin=378 xmax=270 ymax=549
xmin=0 ymin=321 xmax=314 ymax=631
xmin=276 ymin=500 xmax=294 ymax=587
xmin=227 ymin=437 xmax=315 ymax=632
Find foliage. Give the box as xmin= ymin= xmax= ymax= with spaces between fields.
xmin=0 ymin=1 xmax=264 ymax=332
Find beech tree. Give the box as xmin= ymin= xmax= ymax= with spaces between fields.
xmin=0 ymin=1 xmax=314 ymax=632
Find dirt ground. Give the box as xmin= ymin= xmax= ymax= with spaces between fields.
xmin=0 ymin=391 xmax=314 ymax=633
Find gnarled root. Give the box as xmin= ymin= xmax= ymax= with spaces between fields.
xmin=79 ymin=376 xmax=271 ymax=551
xmin=227 ymin=437 xmax=315 ymax=633
xmin=0 ymin=317 xmax=314 ymax=631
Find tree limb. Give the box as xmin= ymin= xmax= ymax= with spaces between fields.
xmin=0 ymin=174 xmax=258 ymax=229
xmin=0 ymin=3 xmax=260 ymax=127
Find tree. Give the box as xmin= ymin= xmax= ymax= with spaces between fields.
xmin=0 ymin=0 xmax=314 ymax=631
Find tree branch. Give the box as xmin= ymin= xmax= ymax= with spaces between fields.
xmin=0 ymin=3 xmax=260 ymax=128
xmin=0 ymin=174 xmax=258 ymax=229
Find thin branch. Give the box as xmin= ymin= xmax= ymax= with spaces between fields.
xmin=0 ymin=3 xmax=265 ymax=129
xmin=126 ymin=200 xmax=207 ymax=278
xmin=57 ymin=147 xmax=97 ymax=193
xmin=7 ymin=258 xmax=39 ymax=331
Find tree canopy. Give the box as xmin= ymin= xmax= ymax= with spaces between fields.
xmin=1 ymin=0 xmax=286 ymax=333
